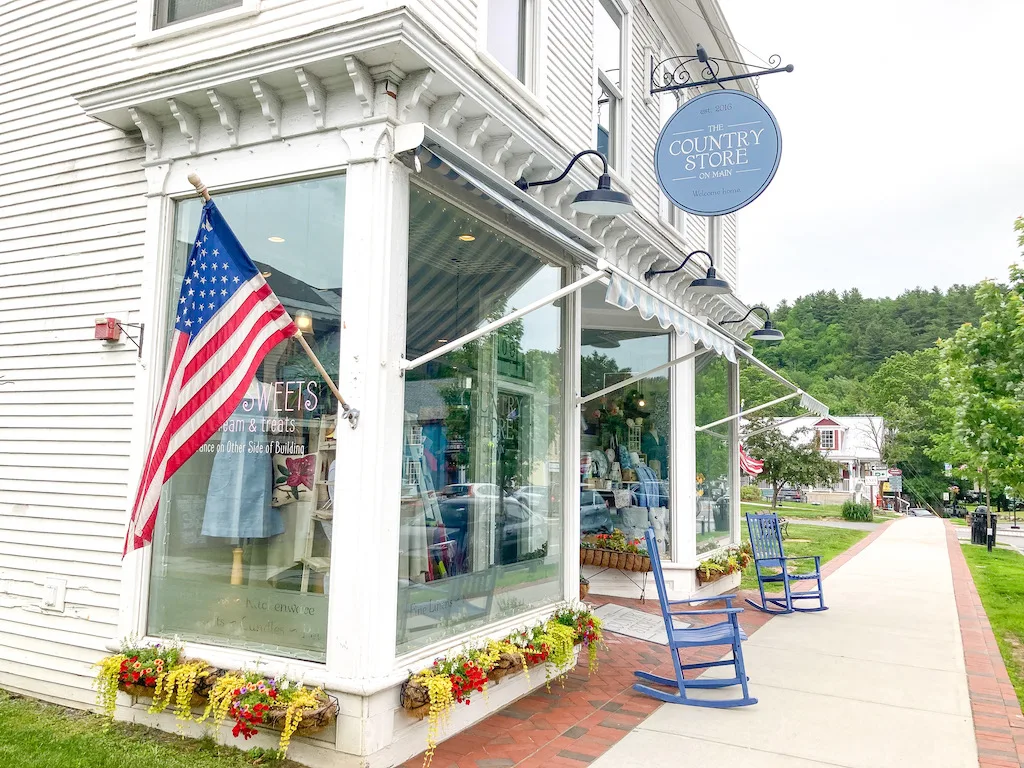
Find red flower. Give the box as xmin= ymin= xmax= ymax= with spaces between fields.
xmin=131 ymin=672 xmax=140 ymax=682
xmin=284 ymin=454 xmax=316 ymax=490
xmin=268 ymin=690 xmax=278 ymax=699
xmin=144 ymin=677 xmax=156 ymax=687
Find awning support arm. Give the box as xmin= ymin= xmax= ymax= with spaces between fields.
xmin=401 ymin=263 xmax=609 ymax=372
xmin=696 ymin=391 xmax=799 ymax=432
xmin=736 ymin=347 xmax=829 ymax=416
xmin=577 ymin=347 xmax=711 ymax=406
xmin=742 ymin=413 xmax=806 ymax=439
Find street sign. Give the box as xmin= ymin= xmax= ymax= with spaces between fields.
xmin=944 ymin=463 xmax=953 ymax=474
xmin=881 ymin=481 xmax=891 ymax=492
xmin=865 ymin=476 xmax=879 ymax=487
xmin=890 ymin=476 xmax=903 ymax=493
xmin=872 ymin=470 xmax=888 ymax=478
xmin=888 ymin=468 xmax=903 ymax=476
xmin=655 ymin=90 xmax=782 ymax=216
xmin=943 ymin=492 xmax=950 ymax=501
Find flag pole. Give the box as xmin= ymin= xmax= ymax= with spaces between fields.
xmin=187 ymin=173 xmax=360 ymax=428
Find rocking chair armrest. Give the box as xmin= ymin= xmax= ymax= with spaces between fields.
xmin=669 ymin=607 xmax=744 ymax=617
xmin=781 ymin=555 xmax=820 ymax=562
xmin=669 ymin=594 xmax=737 ymax=604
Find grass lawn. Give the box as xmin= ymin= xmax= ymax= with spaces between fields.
xmin=739 ymin=522 xmax=869 ymax=592
xmin=961 ymin=544 xmax=1024 ymax=703
xmin=950 ymin=517 xmax=969 ymax=526
xmin=0 ymin=690 xmax=300 ymax=768
xmin=741 ymin=500 xmax=894 ymax=523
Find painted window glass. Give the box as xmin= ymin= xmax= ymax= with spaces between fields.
xmin=148 ymin=176 xmax=345 ymax=662
xmin=487 ymin=0 xmax=528 ymax=82
xmin=820 ymin=430 xmax=835 ymax=450
xmin=695 ymin=354 xmax=732 ymax=552
xmin=580 ymin=327 xmax=671 ymax=556
xmin=397 ymin=185 xmax=565 ymax=655
xmin=156 ymin=0 xmax=242 ymax=27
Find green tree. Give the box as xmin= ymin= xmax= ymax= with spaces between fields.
xmin=930 ymin=246 xmax=1024 ymax=501
xmin=744 ymin=420 xmax=842 ymax=508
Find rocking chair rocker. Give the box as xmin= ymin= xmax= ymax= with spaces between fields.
xmin=745 ymin=512 xmax=828 ymax=614
xmin=632 ymin=527 xmax=757 ymax=708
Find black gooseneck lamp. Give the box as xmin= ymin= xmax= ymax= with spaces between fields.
xmin=514 ymin=150 xmax=634 ymax=216
xmin=643 ymin=249 xmax=731 ymax=295
xmin=719 ymin=305 xmax=784 ymax=342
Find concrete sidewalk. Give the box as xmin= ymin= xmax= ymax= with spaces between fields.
xmin=590 ymin=518 xmax=977 ymax=768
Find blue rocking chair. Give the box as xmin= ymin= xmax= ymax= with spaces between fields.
xmin=632 ymin=527 xmax=757 ymax=708
xmin=745 ymin=512 xmax=827 ymax=614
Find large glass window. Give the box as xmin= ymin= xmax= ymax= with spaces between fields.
xmin=695 ymin=354 xmax=732 ymax=552
xmin=148 ymin=176 xmax=345 ymax=662
xmin=397 ymin=185 xmax=565 ymax=655
xmin=580 ymin=328 xmax=671 ymax=556
xmin=487 ymin=0 xmax=529 ymax=82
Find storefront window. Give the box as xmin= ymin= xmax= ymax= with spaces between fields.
xmin=695 ymin=354 xmax=732 ymax=552
xmin=580 ymin=329 xmax=671 ymax=555
xmin=398 ymin=186 xmax=565 ymax=655
xmin=148 ymin=176 xmax=345 ymax=662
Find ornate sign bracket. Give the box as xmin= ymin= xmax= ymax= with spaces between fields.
xmin=650 ymin=44 xmax=793 ymax=95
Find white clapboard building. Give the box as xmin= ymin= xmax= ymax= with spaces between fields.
xmin=0 ymin=0 xmax=824 ymax=764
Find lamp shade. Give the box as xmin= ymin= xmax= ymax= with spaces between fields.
xmin=571 ymin=174 xmax=634 ymax=216
xmin=751 ymin=321 xmax=784 ymax=342
xmin=294 ymin=309 xmax=314 ymax=333
xmin=687 ymin=265 xmax=731 ymax=295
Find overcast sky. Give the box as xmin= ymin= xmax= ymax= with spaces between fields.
xmin=717 ymin=0 xmax=1024 ymax=308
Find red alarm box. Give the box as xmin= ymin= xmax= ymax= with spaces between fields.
xmin=94 ymin=317 xmax=121 ymax=342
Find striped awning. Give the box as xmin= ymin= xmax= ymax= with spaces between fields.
xmin=604 ymin=275 xmax=737 ymax=362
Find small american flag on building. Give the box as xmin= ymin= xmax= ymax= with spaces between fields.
xmin=739 ymin=444 xmax=764 ymax=476
xmin=124 ymin=200 xmax=297 ymax=555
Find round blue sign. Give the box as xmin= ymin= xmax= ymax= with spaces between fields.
xmin=655 ymin=90 xmax=782 ymax=217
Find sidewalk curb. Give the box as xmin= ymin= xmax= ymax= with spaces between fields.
xmin=945 ymin=521 xmax=1024 ymax=768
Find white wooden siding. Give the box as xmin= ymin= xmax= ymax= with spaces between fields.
xmin=545 ymin=0 xmax=593 ymax=153
xmin=628 ymin=2 xmax=663 ymax=219
xmin=721 ymin=212 xmax=738 ymax=285
xmin=0 ymin=0 xmax=144 ymax=708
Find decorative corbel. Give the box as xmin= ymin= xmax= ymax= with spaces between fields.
xmin=429 ymin=94 xmax=464 ymax=131
xmin=483 ymin=134 xmax=514 ymax=167
xmin=592 ymin=217 xmax=619 ymax=241
xmin=166 ymin=98 xmax=200 ymax=156
xmin=345 ymin=56 xmax=374 ymax=118
xmin=623 ymin=240 xmax=649 ymax=271
xmin=127 ymin=106 xmax=162 ymax=159
xmin=549 ymin=181 xmax=579 ymax=213
xmin=250 ymin=79 xmax=282 ymax=139
xmin=457 ymin=116 xmax=491 ymax=149
xmin=505 ymin=152 xmax=536 ymax=183
xmin=295 ymin=68 xmax=327 ymax=130
xmin=206 ymin=89 xmax=239 ymax=147
xmin=397 ymin=69 xmax=434 ymax=121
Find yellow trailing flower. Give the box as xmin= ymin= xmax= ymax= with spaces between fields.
xmin=93 ymin=654 xmax=127 ymax=719
xmin=149 ymin=660 xmax=211 ymax=721
xmin=412 ymin=669 xmax=457 ymax=768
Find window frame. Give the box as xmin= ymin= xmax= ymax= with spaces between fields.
xmin=476 ymin=0 xmax=547 ymax=113
xmin=134 ymin=0 xmax=260 ymax=46
xmin=657 ymin=84 xmax=686 ymax=238
xmin=820 ymin=429 xmax=835 ymax=450
xmin=593 ymin=0 xmax=630 ymax=172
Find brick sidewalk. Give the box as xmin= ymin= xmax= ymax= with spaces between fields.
xmin=945 ymin=523 xmax=1024 ymax=768
xmin=402 ymin=520 xmax=893 ymax=768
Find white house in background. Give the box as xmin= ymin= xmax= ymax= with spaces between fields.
xmin=770 ymin=415 xmax=886 ymax=503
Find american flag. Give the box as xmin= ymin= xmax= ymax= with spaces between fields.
xmin=740 ymin=444 xmax=764 ymax=476
xmin=124 ymin=200 xmax=297 ymax=555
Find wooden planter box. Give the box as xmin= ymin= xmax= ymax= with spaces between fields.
xmin=262 ymin=695 xmax=339 ymax=737
xmin=580 ymin=547 xmax=651 ymax=572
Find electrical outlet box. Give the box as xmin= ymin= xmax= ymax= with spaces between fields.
xmin=41 ymin=578 xmax=66 ymax=612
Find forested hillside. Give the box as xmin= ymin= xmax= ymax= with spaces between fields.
xmin=740 ymin=284 xmax=984 ymax=507
xmin=752 ymin=286 xmax=982 ymax=414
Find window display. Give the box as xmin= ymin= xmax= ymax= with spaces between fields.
xmin=580 ymin=329 xmax=671 ymax=555
xmin=148 ymin=176 xmax=345 ymax=662
xmin=397 ymin=185 xmax=565 ymax=655
xmin=695 ymin=354 xmax=733 ymax=552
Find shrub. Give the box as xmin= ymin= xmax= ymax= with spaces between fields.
xmin=740 ymin=485 xmax=763 ymax=502
xmin=841 ymin=500 xmax=873 ymax=522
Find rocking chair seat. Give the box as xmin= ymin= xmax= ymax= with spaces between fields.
xmin=758 ymin=571 xmax=819 ymax=582
xmin=671 ymin=622 xmax=746 ymax=647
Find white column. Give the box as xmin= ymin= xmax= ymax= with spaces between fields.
xmin=672 ymin=333 xmax=697 ymax=567
xmin=728 ymin=360 xmax=741 ymax=545
xmin=325 ymin=143 xmax=410 ymax=681
xmin=564 ymin=266 xmax=582 ymax=601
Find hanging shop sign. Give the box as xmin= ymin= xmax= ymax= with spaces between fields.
xmin=654 ymin=89 xmax=782 ymax=217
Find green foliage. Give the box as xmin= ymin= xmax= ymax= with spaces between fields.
xmin=930 ymin=251 xmax=1024 ymax=501
xmin=840 ymin=501 xmax=873 ymax=522
xmin=739 ymin=484 xmax=763 ymax=502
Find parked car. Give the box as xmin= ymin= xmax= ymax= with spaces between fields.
xmin=435 ymin=495 xmax=545 ymax=566
xmin=441 ymin=483 xmax=501 ymax=498
xmin=580 ymin=489 xmax=613 ymax=534
xmin=777 ymin=488 xmax=802 ymax=503
xmin=907 ymin=507 xmax=935 ymax=517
